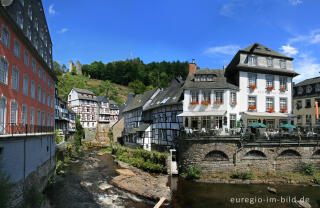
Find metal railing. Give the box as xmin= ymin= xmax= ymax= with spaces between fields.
xmin=0 ymin=123 xmax=54 ymax=136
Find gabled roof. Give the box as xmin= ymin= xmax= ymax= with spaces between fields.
xmin=96 ymin=96 xmax=109 ymax=103
xmin=123 ymin=88 xmax=159 ymax=113
xmin=240 ymin=43 xmax=293 ymax=60
xmin=183 ymin=69 xmax=238 ymax=90
xmin=144 ymin=77 xmax=184 ymax=111
xmin=73 ymin=88 xmax=95 ymax=95
xmin=294 ymin=76 xmax=320 ymax=87
xmin=109 ymin=100 xmax=119 ymax=109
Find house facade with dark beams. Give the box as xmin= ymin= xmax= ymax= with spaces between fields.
xmin=293 ymin=77 xmax=320 ymax=131
xmin=224 ymin=43 xmax=298 ymax=129
xmin=0 ymin=1 xmax=56 ymax=206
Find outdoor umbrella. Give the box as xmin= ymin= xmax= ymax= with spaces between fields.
xmin=280 ymin=124 xmax=296 ymax=129
xmin=248 ymin=122 xmax=267 ymax=128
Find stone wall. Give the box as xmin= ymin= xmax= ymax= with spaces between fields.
xmin=178 ymin=137 xmax=320 ymax=174
xmin=112 ymin=117 xmax=124 ymax=143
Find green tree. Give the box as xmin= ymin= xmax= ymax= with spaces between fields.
xmin=129 ymin=80 xmax=146 ymax=94
xmin=74 ymin=116 xmax=85 ymax=151
xmin=0 ymin=159 xmax=12 ymax=208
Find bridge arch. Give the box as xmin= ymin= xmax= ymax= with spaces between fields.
xmin=242 ymin=150 xmax=267 ymax=160
xmin=277 ymin=149 xmax=301 ymax=159
xmin=204 ymin=150 xmax=229 ymax=161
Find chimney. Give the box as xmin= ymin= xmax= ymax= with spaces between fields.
xmin=189 ymin=59 xmax=197 ymax=75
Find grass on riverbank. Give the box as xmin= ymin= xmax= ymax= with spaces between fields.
xmin=113 ymin=145 xmax=167 ymax=173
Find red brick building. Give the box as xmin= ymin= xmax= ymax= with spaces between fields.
xmin=0 ymin=1 xmax=55 ymax=134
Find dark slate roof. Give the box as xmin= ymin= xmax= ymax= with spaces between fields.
xmin=240 ymin=43 xmax=293 ymax=60
xmin=182 ymin=69 xmax=238 ymax=90
xmin=73 ymin=88 xmax=94 ymax=95
xmin=96 ymin=96 xmax=109 ymax=103
xmin=294 ymin=77 xmax=320 ymax=87
xmin=236 ymin=64 xmax=299 ymax=77
xmin=145 ymin=77 xmax=184 ymax=111
xmin=109 ymin=100 xmax=119 ymax=110
xmin=119 ymin=93 xmax=135 ymax=118
xmin=123 ymin=88 xmax=159 ymax=112
xmin=73 ymin=88 xmax=97 ymax=101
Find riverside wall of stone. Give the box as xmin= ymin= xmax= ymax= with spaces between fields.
xmin=178 ymin=137 xmax=320 ymax=174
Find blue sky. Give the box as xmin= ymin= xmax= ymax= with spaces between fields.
xmin=43 ymin=0 xmax=320 ymax=82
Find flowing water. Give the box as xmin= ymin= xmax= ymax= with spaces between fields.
xmin=46 ymin=150 xmax=320 ymax=208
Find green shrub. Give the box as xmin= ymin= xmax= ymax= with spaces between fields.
xmin=313 ymin=177 xmax=320 ymax=184
xmin=99 ymin=147 xmax=112 ymax=153
xmin=231 ymin=171 xmax=255 ymax=180
xmin=54 ymin=130 xmax=64 ymax=144
xmin=0 ymin=164 xmax=12 ymax=208
xmin=185 ymin=166 xmax=202 ymax=180
xmin=303 ymin=163 xmax=316 ymax=175
xmin=25 ymin=187 xmax=44 ymax=208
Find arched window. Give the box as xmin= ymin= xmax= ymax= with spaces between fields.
xmin=10 ymin=100 xmax=18 ymax=125
xmin=1 ymin=25 xmax=10 ymax=48
xmin=0 ymin=56 xmax=8 ymax=85
xmin=0 ymin=97 xmax=7 ymax=134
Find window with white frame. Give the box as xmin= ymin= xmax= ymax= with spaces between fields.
xmin=0 ymin=57 xmax=8 ymax=85
xmin=24 ymin=50 xmax=29 ymax=66
xmin=30 ymin=107 xmax=34 ymax=125
xmin=306 ymin=85 xmax=312 ymax=93
xmin=191 ymin=91 xmax=198 ymax=102
xmin=280 ymin=76 xmax=287 ymax=90
xmin=1 ymin=25 xmax=10 ymax=48
xmin=42 ymin=112 xmax=45 ymax=126
xmin=266 ymin=97 xmax=274 ymax=111
xmin=248 ymin=55 xmax=258 ymax=66
xmin=22 ymin=104 xmax=27 ymax=125
xmin=31 ymin=59 xmax=36 ymax=73
xmin=306 ymin=115 xmax=312 ymax=124
xmin=14 ymin=39 xmax=20 ymax=58
xmin=37 ymin=110 xmax=41 ymax=125
xmin=0 ymin=97 xmax=5 ymax=133
xmin=231 ymin=92 xmax=237 ymax=104
xmin=280 ymin=98 xmax=287 ymax=112
xmin=297 ymin=115 xmax=302 ymax=124
xmin=267 ymin=57 xmax=273 ymax=67
xmin=266 ymin=75 xmax=274 ymax=87
xmin=248 ymin=96 xmax=256 ymax=109
xmin=31 ymin=80 xmax=35 ymax=99
xmin=10 ymin=101 xmax=18 ymax=125
xmin=203 ymin=91 xmax=210 ymax=102
xmin=16 ymin=10 xmax=23 ymax=29
xmin=22 ymin=74 xmax=29 ymax=96
xmin=280 ymin=60 xmax=286 ymax=69
xmin=215 ymin=91 xmax=223 ymax=103
xmin=42 ymin=89 xmax=46 ymax=104
xmin=230 ymin=114 xmax=236 ymax=128
xmin=248 ymin=73 xmax=257 ymax=86
xmin=38 ymin=85 xmax=41 ymax=102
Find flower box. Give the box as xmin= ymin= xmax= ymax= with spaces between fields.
xmin=201 ymin=100 xmax=211 ymax=106
xmin=214 ymin=100 xmax=223 ymax=105
xmin=266 ymin=86 xmax=274 ymax=91
xmin=267 ymin=108 xmax=274 ymax=113
xmin=248 ymin=85 xmax=256 ymax=91
xmin=280 ymin=107 xmax=287 ymax=113
xmin=190 ymin=101 xmax=199 ymax=105
xmin=280 ymin=87 xmax=287 ymax=91
xmin=248 ymin=105 xmax=256 ymax=111
xmin=231 ymin=101 xmax=237 ymax=105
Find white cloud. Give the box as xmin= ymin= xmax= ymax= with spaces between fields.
xmin=288 ymin=0 xmax=302 ymax=6
xmin=280 ymin=44 xmax=298 ymax=56
xmin=288 ymin=29 xmax=320 ymax=45
xmin=49 ymin=4 xmax=56 ymax=15
xmin=293 ymin=54 xmax=320 ymax=83
xmin=58 ymin=28 xmax=69 ymax=34
xmin=204 ymin=45 xmax=240 ymax=56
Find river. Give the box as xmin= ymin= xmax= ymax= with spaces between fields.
xmin=45 ymin=150 xmax=320 ymax=208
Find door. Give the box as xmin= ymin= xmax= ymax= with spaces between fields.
xmin=266 ymin=120 xmax=275 ymax=129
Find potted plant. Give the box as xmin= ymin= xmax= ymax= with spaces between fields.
xmin=248 ymin=105 xmax=256 ymax=111
xmin=190 ymin=101 xmax=199 ymax=105
xmin=214 ymin=100 xmax=223 ymax=105
xmin=280 ymin=87 xmax=287 ymax=91
xmin=201 ymin=100 xmax=211 ymax=106
xmin=267 ymin=108 xmax=274 ymax=113
xmin=248 ymin=84 xmax=256 ymax=91
xmin=266 ymin=86 xmax=274 ymax=91
xmin=280 ymin=107 xmax=287 ymax=113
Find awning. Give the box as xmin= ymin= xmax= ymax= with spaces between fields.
xmin=242 ymin=112 xmax=291 ymax=118
xmin=177 ymin=111 xmax=226 ymax=117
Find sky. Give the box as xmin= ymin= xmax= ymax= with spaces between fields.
xmin=42 ymin=0 xmax=320 ymax=83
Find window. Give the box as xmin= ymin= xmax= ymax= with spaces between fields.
xmin=306 ymin=85 xmax=312 ymax=93
xmin=203 ymin=91 xmax=210 ymax=102
xmin=42 ymin=112 xmax=45 ymax=126
xmin=48 ymin=78 xmax=50 ymax=87
xmin=306 ymin=115 xmax=312 ymax=125
xmin=280 ymin=98 xmax=287 ymax=112
xmin=51 ymin=96 xmax=53 ymax=108
xmin=280 ymin=77 xmax=287 ymax=90
xmin=191 ymin=91 xmax=198 ymax=102
xmin=305 ymin=99 xmax=311 ymax=108
xmin=30 ymin=107 xmax=34 ymax=125
xmin=10 ymin=66 xmax=19 ymax=91
xmin=280 ymin=60 xmax=286 ymax=69
xmin=298 ymin=87 xmax=303 ymax=95
xmin=296 ymin=100 xmax=302 ymax=110
xmin=248 ymin=55 xmax=257 ymax=66
xmin=201 ymin=116 xmax=211 ymax=129
xmin=47 ymin=113 xmax=50 ymax=126
xmin=248 ymin=96 xmax=256 ymax=110
xmin=33 ymin=36 xmax=38 ymax=50
xmin=38 ymin=67 xmax=41 ymax=78
xmin=43 ymin=72 xmax=46 ymax=82
xmin=297 ymin=115 xmax=302 ymax=124
xmin=267 ymin=57 xmax=273 ymax=67
xmin=31 ymin=80 xmax=35 ymax=99
xmin=28 ymin=5 xmax=32 ymax=20
xmin=47 ymin=94 xmax=50 ymax=107
xmin=51 ymin=114 xmax=53 ymax=127
xmin=266 ymin=75 xmax=274 ymax=87
xmin=266 ymin=97 xmax=274 ymax=111
xmin=24 ymin=50 xmax=29 ymax=66
xmin=248 ymin=73 xmax=257 ymax=86
xmin=0 ymin=57 xmax=8 ymax=85
xmin=38 ymin=85 xmax=41 ymax=102
xmin=207 ymin=75 xmax=214 ymax=81
xmin=19 ymin=0 xmax=24 ymax=6
xmin=22 ymin=74 xmax=29 ymax=96
xmin=0 ymin=97 xmax=6 ymax=134
xmin=35 ymin=18 xmax=38 ymax=31
xmin=26 ymin=25 xmax=31 ymax=40
xmin=42 ymin=90 xmax=46 ymax=104
xmin=231 ymin=92 xmax=237 ymax=105
xmin=316 ymin=84 xmax=320 ymax=92
xmin=1 ymin=25 xmax=10 ymax=48
xmin=230 ymin=114 xmax=236 ymax=128
xmin=16 ymin=10 xmax=23 ymax=29
xmin=22 ymin=104 xmax=27 ymax=125
xmin=31 ymin=59 xmax=36 ymax=73
xmin=215 ymin=91 xmax=223 ymax=103
xmin=37 ymin=110 xmax=41 ymax=125
xmin=10 ymin=101 xmax=18 ymax=124
xmin=14 ymin=39 xmax=20 ymax=58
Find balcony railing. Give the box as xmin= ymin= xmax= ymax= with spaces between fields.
xmin=0 ymin=123 xmax=54 ymax=136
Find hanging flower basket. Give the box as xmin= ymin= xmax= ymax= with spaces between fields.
xmin=190 ymin=101 xmax=199 ymax=105
xmin=201 ymin=100 xmax=211 ymax=106
xmin=248 ymin=85 xmax=256 ymax=91
xmin=280 ymin=87 xmax=287 ymax=91
xmin=248 ymin=105 xmax=256 ymax=111
xmin=266 ymin=86 xmax=274 ymax=91
xmin=280 ymin=107 xmax=287 ymax=113
xmin=267 ymin=108 xmax=274 ymax=113
xmin=214 ymin=100 xmax=223 ymax=105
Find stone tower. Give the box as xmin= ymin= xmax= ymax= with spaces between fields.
xmin=69 ymin=60 xmax=74 ymax=73
xmin=76 ymin=60 xmax=82 ymax=75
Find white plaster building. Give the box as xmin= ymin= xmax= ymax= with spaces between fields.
xmin=224 ymin=43 xmax=299 ymax=129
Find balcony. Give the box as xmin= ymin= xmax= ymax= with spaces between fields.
xmin=0 ymin=124 xmax=54 ymax=137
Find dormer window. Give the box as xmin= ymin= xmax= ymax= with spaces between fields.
xmin=306 ymin=85 xmax=312 ymax=93
xmin=248 ymin=55 xmax=257 ymax=66
xmin=315 ymin=84 xmax=320 ymax=92
xmin=280 ymin=60 xmax=286 ymax=69
xmin=28 ymin=5 xmax=32 ymax=20
xmin=16 ymin=11 xmax=23 ymax=29
xmin=298 ymin=87 xmax=303 ymax=95
xmin=207 ymin=75 xmax=214 ymax=81
xmin=267 ymin=57 xmax=273 ymax=67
